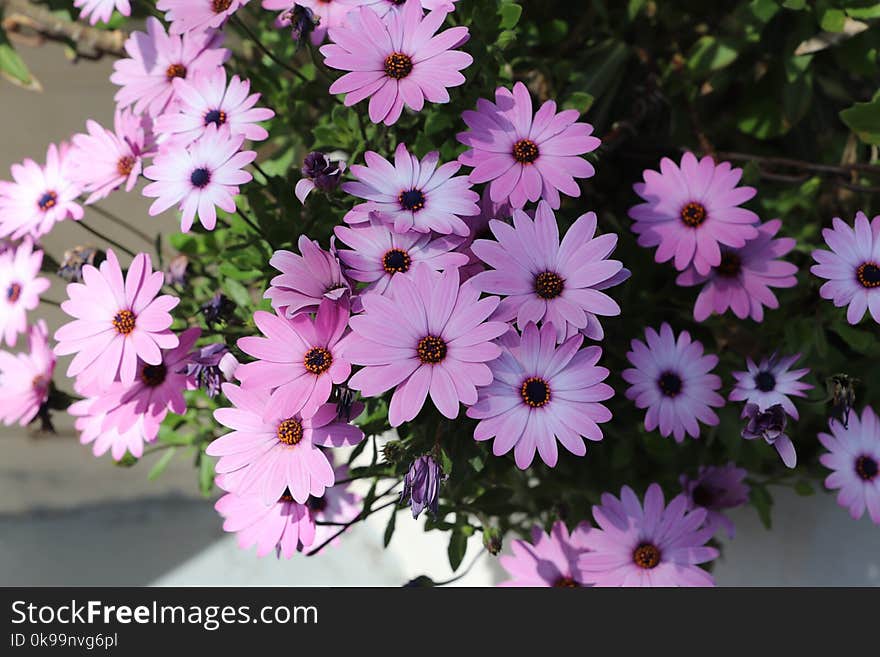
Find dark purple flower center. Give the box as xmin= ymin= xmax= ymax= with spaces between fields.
xmin=140 ymin=363 xmax=167 ymax=387
xmin=658 ymin=371 xmax=682 ymax=397
xmin=382 ymin=248 xmax=411 ymax=274
xmin=417 ymin=335 xmax=447 ymax=364
xmin=716 ymin=252 xmax=741 ymax=278
xmin=277 ymin=418 xmax=304 ymax=445
xmin=6 ymin=282 xmax=22 ymax=303
xmin=534 ymin=271 xmax=565 ymax=299
xmin=212 ymin=0 xmax=232 ymax=12
xmin=279 ymin=488 xmax=295 ymax=503
xmin=680 ymin=201 xmax=707 ymax=228
xmin=117 ymin=156 xmax=136 ymax=177
xmin=306 ymin=495 xmax=328 ymax=512
xmin=204 ymin=109 xmax=227 ymax=127
xmin=303 ymin=346 xmax=333 ymax=375
xmin=633 ymin=543 xmax=661 ymax=569
xmin=512 ymin=138 xmax=539 ymax=164
xmin=754 ymin=370 xmax=776 ymax=392
xmin=856 ymin=262 xmax=880 ymax=289
xmin=520 ymin=377 xmax=551 ymax=407
xmin=166 ymin=63 xmax=187 ymax=80
xmin=855 ymin=455 xmax=878 ymax=481
xmin=37 ymin=191 xmax=58 ymax=211
xmin=384 ymin=52 xmax=413 ymax=79
xmin=691 ymin=484 xmax=717 ymax=508
xmin=112 ymin=309 xmax=136 ymax=335
xmin=398 ymin=189 xmax=425 ymax=212
xmin=190 ymin=167 xmax=212 ymax=189
xmin=553 ymin=576 xmax=579 ymax=588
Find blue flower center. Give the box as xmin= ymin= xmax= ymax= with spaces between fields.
xmin=755 ymin=371 xmax=776 ymax=392
xmin=190 ymin=167 xmax=211 ymax=189
xmin=6 ymin=282 xmax=22 ymax=303
xmin=37 ymin=191 xmax=58 ymax=211
xmin=855 ymin=455 xmax=878 ymax=481
xmin=140 ymin=363 xmax=167 ymax=387
xmin=856 ymin=262 xmax=880 ymax=288
xmin=204 ymin=109 xmax=227 ymax=127
xmin=399 ymin=189 xmax=425 ymax=212
xmin=520 ymin=377 xmax=551 ymax=407
xmin=658 ymin=371 xmax=682 ymax=397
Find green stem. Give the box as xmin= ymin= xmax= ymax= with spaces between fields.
xmin=232 ymin=15 xmax=309 ymax=82
xmin=434 ymin=550 xmax=486 ymax=586
xmin=89 ymin=204 xmax=154 ymax=245
xmin=74 ymin=221 xmax=137 ymax=258
xmin=41 ymin=297 xmax=61 ymax=307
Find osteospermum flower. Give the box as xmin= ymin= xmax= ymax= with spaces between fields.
xmin=303 ymin=467 xmax=362 ymax=554
xmin=265 ymin=237 xmax=350 ymax=318
xmin=263 ymin=0 xmax=368 ymax=45
xmin=578 ymin=484 xmax=718 ymax=587
xmin=623 ymin=323 xmax=724 ymax=442
xmin=0 ymin=143 xmax=83 ymax=240
xmin=236 ymin=300 xmax=351 ymax=419
xmin=0 ymin=320 xmax=55 ymax=426
xmin=818 ymin=406 xmax=880 ymax=524
xmin=458 ymin=82 xmax=600 ymax=209
xmin=69 ymin=109 xmax=156 ymax=205
xmin=729 ymin=353 xmax=811 ymax=420
xmin=207 ymin=384 xmax=365 ymax=504
xmin=629 ymin=152 xmax=760 ymax=275
xmin=676 ymin=219 xmax=798 ymax=322
xmin=73 ymin=0 xmax=131 ymax=25
xmin=364 ymin=0 xmax=459 ymax=17
xmin=158 ymin=0 xmax=250 ymax=35
xmin=469 ymin=202 xmax=624 ymax=343
xmin=155 ymin=67 xmax=275 ymax=145
xmin=0 ymin=239 xmax=50 ymax=347
xmin=143 ymin=126 xmax=255 ymax=232
xmin=54 ymin=250 xmax=179 ymax=387
xmin=811 ymin=212 xmax=880 ymax=325
xmin=679 ymin=463 xmax=750 ymax=539
xmin=335 ymin=220 xmax=467 ymax=295
xmin=69 ymin=389 xmax=152 ymax=460
xmin=347 ymin=265 xmax=508 ymax=426
xmin=321 ymin=2 xmax=473 ymax=126
xmin=111 ymin=17 xmax=229 ymax=117
xmin=467 ymin=322 xmax=613 ymax=469
xmin=342 ymin=143 xmax=479 ymax=236
xmin=499 ymin=521 xmax=592 ymax=587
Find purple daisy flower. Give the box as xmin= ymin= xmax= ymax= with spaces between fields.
xmin=302 ymin=465 xmax=362 ymax=554
xmin=729 ymin=352 xmax=812 ymax=419
xmin=676 ymin=219 xmax=798 ymax=322
xmin=334 ymin=219 xmax=467 ymax=295
xmin=578 ymin=484 xmax=718 ymax=587
xmin=499 ymin=521 xmax=592 ymax=587
xmin=263 ymin=0 xmax=370 ymax=46
xmin=157 ymin=0 xmax=250 ymax=35
xmin=342 ymin=143 xmax=479 ymax=236
xmin=143 ymin=125 xmax=255 ymax=233
xmin=0 ymin=239 xmax=50 ymax=347
xmin=73 ymin=0 xmax=131 ymax=25
xmin=680 ymin=463 xmax=750 ymax=539
xmin=0 ymin=142 xmax=83 ymax=240
xmin=623 ymin=323 xmax=724 ymax=443
xmin=741 ymin=403 xmax=796 ymax=468
xmin=347 ymin=264 xmax=508 ymax=426
xmin=811 ymin=212 xmax=880 ymax=325
xmin=265 ymin=236 xmax=351 ymax=318
xmin=469 ymin=201 xmax=624 ymax=343
xmin=629 ymin=152 xmax=760 ymax=275
xmin=110 ymin=17 xmax=229 ymax=117
xmin=457 ymin=82 xmax=600 ymax=209
xmin=363 ymin=0 xmax=459 ymax=18
xmin=818 ymin=406 xmax=880 ymax=524
xmin=467 ymin=322 xmax=613 ymax=469
xmin=321 ymin=2 xmax=472 ymax=126
xmin=0 ymin=320 xmax=55 ymax=427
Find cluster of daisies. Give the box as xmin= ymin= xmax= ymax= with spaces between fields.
xmin=0 ymin=0 xmax=877 ymax=581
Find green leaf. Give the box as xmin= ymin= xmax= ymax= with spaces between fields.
xmin=627 ymin=0 xmax=647 ymax=20
xmin=0 ymin=27 xmax=36 ymax=89
xmin=840 ymin=100 xmax=880 ymax=144
xmin=383 ymin=506 xmax=397 ymax=547
xmin=498 ymin=3 xmax=522 ymax=29
xmin=750 ymin=485 xmax=774 ymax=529
xmin=794 ymin=480 xmax=815 ymax=496
xmin=199 ymin=453 xmax=215 ymax=496
xmin=148 ymin=448 xmax=177 ymax=481
xmin=563 ymin=91 xmax=595 ymax=113
xmin=818 ymin=7 xmax=847 ymax=32
xmin=222 ymin=278 xmax=252 ymax=308
xmin=687 ymin=36 xmax=739 ymax=77
xmin=447 ymin=526 xmax=469 ymax=571
xmin=781 ymin=0 xmax=807 ymax=9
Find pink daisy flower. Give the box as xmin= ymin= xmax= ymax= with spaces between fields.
xmin=263 ymin=0 xmax=369 ymax=45
xmin=155 ymin=67 xmax=275 ymax=145
xmin=158 ymin=0 xmax=250 ymax=35
xmin=207 ymin=383 xmax=365 ymax=504
xmin=623 ymin=323 xmax=724 ymax=443
xmin=467 ymin=322 xmax=613 ymax=469
xmin=0 ymin=239 xmax=50 ymax=347
xmin=811 ymin=212 xmax=880 ymax=325
xmin=578 ymin=484 xmax=718 ymax=587
xmin=679 ymin=463 xmax=750 ymax=539
xmin=236 ymin=299 xmax=351 ymax=420
xmin=69 ymin=392 xmax=151 ymax=461
xmin=729 ymin=352 xmax=812 ymax=420
xmin=469 ymin=202 xmax=624 ymax=343
xmin=818 ymin=406 xmax=880 ymax=524
xmin=0 ymin=320 xmax=55 ymax=426
xmin=265 ymin=237 xmax=350 ymax=318
xmin=334 ymin=219 xmax=467 ymax=295
xmin=455 ymin=188 xmax=511 ymax=281
xmin=302 ymin=465 xmax=362 ymax=554
xmin=0 ymin=143 xmax=83 ymax=240
xmin=499 ymin=520 xmax=592 ymax=587
xmin=143 ymin=125 xmax=256 ymax=232
xmin=628 ymin=152 xmax=760 ymax=275
xmin=73 ymin=0 xmax=131 ymax=26
xmin=364 ymin=0 xmax=459 ymax=17
xmin=321 ymin=2 xmax=473 ymax=126
xmin=54 ymin=250 xmax=180 ymax=387
xmin=111 ymin=17 xmax=229 ymax=117
xmin=347 ymin=264 xmax=508 ymax=426
xmin=68 ymin=108 xmax=156 ymax=205
xmin=343 ymin=144 xmax=479 ymax=236
xmin=457 ymin=82 xmax=600 ymax=209
xmin=676 ymin=219 xmax=797 ymax=322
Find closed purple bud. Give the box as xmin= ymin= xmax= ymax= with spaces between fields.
xmin=400 ymin=455 xmax=442 ymax=519
xmin=742 ymin=403 xmax=786 ymax=443
xmin=182 ymin=343 xmax=237 ymax=398
xmin=165 ymin=254 xmax=189 ymax=287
